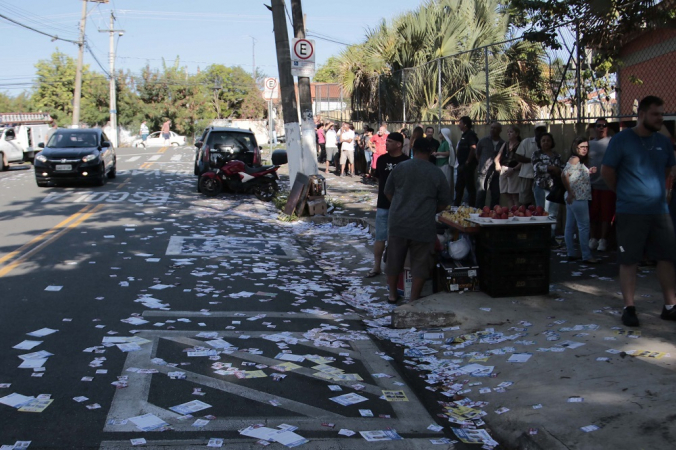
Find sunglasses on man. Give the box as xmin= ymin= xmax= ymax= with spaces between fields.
xmin=595 ymin=124 xmax=607 ymax=128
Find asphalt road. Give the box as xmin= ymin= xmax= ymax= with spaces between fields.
xmin=0 ymin=146 xmax=465 ymax=449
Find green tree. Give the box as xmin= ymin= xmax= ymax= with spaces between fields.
xmin=198 ymin=65 xmax=265 ymax=120
xmin=313 ymin=57 xmax=341 ymax=83
xmin=335 ymin=0 xmax=544 ymax=122
xmin=31 ymin=50 xmax=78 ymax=124
xmin=0 ymin=91 xmax=33 ymax=113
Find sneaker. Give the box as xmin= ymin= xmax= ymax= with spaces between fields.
xmin=589 ymin=238 xmax=599 ymax=250
xmin=660 ymin=306 xmax=676 ymax=321
xmin=622 ymin=306 xmax=640 ymax=327
xmin=597 ymin=239 xmax=607 ymax=251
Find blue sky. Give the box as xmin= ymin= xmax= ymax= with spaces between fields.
xmin=0 ymin=0 xmax=418 ymax=95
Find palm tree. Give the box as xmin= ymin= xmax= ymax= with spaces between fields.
xmin=335 ymin=0 xmax=547 ymax=123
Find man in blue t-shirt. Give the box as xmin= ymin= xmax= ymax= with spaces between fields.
xmin=601 ymin=95 xmax=676 ymax=327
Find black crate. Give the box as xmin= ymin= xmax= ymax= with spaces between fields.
xmin=438 ymin=260 xmax=480 ymax=293
xmin=477 ymin=247 xmax=550 ymax=275
xmin=479 ymin=272 xmax=549 ymax=298
xmin=478 ymin=224 xmax=551 ymax=251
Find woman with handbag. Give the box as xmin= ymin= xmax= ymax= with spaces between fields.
xmin=494 ymin=125 xmax=521 ymax=208
xmin=561 ymin=138 xmax=599 ymax=264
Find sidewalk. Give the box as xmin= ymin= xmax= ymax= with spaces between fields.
xmin=295 ymin=166 xmax=676 ymax=450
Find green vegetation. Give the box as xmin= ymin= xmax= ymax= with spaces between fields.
xmin=1 ymin=51 xmax=266 ymax=139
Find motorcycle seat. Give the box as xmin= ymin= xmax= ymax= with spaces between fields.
xmin=245 ymin=165 xmax=275 ymax=174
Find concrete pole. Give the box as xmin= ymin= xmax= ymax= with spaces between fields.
xmin=72 ymin=0 xmax=88 ymax=128
xmin=290 ymin=0 xmax=318 ymax=180
xmin=269 ymin=0 xmax=305 ymax=186
xmin=108 ymin=13 xmax=118 ymax=147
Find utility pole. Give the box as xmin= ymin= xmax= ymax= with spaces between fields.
xmin=99 ymin=12 xmax=124 ymax=147
xmin=73 ymin=0 xmax=109 ymax=128
xmin=290 ymin=0 xmax=318 ymax=179
xmin=248 ymin=36 xmax=257 ymax=80
xmin=268 ymin=0 xmax=315 ymax=185
xmin=72 ymin=0 xmax=88 ymax=128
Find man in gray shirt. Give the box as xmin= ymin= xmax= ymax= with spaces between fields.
xmin=384 ymin=138 xmax=452 ymax=303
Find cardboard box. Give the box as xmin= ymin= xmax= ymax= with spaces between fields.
xmin=306 ymin=198 xmax=327 ymax=216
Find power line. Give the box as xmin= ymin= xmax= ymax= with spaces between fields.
xmin=0 ymin=12 xmax=79 ymax=44
xmin=85 ymin=42 xmax=111 ymax=78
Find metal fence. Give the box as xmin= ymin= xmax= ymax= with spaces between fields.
xmin=314 ymin=23 xmax=676 ymax=128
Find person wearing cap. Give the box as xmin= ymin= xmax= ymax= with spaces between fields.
xmin=383 ymin=138 xmax=452 ymax=303
xmin=366 ymin=132 xmax=410 ymax=279
xmin=514 ymin=121 xmax=547 ymax=206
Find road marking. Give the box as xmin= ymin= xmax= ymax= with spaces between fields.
xmin=139 ymin=162 xmax=152 ymax=169
xmin=170 ymin=154 xmax=182 ymax=162
xmin=166 ymin=236 xmax=303 ymax=259
xmin=0 ymin=204 xmax=96 ymax=265
xmin=142 ymin=311 xmax=362 ymax=321
xmin=126 ymin=156 xmax=141 ymax=162
xmin=0 ymin=204 xmax=104 ymax=277
xmin=104 ymin=330 xmax=438 ymax=435
xmin=157 ymin=147 xmax=168 ymax=154
xmin=149 ymin=155 xmax=162 ymax=161
xmin=100 ymin=438 xmax=441 ymax=449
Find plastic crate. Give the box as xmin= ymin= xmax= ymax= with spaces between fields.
xmin=477 ymin=247 xmax=550 ymax=275
xmin=478 ymin=225 xmax=551 ymax=251
xmin=439 ymin=260 xmax=480 ymax=292
xmin=479 ymin=272 xmax=549 ymax=298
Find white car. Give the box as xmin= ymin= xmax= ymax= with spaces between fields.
xmin=133 ymin=131 xmax=186 ymax=148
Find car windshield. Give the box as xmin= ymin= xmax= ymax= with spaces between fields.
xmin=207 ymin=132 xmax=256 ymax=152
xmin=48 ymin=131 xmax=99 ymax=148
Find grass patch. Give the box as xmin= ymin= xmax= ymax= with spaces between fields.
xmin=272 ymin=190 xmax=300 ymax=222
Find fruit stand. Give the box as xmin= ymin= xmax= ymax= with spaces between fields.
xmin=437 ymin=206 xmax=552 ymax=298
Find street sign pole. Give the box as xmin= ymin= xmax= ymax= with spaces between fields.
xmin=291 ymin=0 xmax=318 ymax=181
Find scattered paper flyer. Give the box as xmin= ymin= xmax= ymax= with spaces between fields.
xmin=170 ymin=400 xmax=212 ymax=415
xmin=44 ymin=286 xmax=62 ymax=292
xmin=26 ymin=328 xmax=58 ymax=338
xmin=359 ymin=430 xmax=403 ymax=442
xmin=128 ymin=413 xmax=168 ymax=431
xmin=12 ymin=341 xmax=42 ymax=350
xmin=330 ymin=393 xmax=368 ymax=406
xmin=507 ymin=353 xmax=532 ymax=363
xmin=382 ymin=390 xmax=409 ymax=402
xmin=581 ymin=425 xmax=600 ymax=432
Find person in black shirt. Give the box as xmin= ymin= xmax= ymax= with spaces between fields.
xmin=366 ymin=132 xmax=410 ymax=278
xmin=454 ymin=116 xmax=479 ymax=207
xmin=425 ymin=126 xmax=441 ymax=163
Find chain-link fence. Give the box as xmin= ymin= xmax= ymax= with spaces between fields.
xmin=322 ymin=22 xmax=675 ymax=127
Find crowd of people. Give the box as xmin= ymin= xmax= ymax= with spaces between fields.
xmin=319 ymin=96 xmax=676 ymax=328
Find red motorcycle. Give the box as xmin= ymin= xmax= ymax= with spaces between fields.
xmin=198 ymin=160 xmax=281 ymax=201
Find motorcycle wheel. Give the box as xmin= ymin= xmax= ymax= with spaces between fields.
xmin=198 ymin=174 xmax=222 ymax=197
xmin=253 ymin=179 xmax=277 ymax=202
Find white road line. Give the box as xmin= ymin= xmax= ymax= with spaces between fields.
xmin=170 ymin=155 xmax=182 ymax=162
xmin=103 ymin=330 xmax=439 ymax=434
xmin=100 ymin=438 xmax=444 ymax=449
xmin=149 ymin=155 xmax=162 ymax=161
xmin=126 ymin=156 xmax=141 ymax=162
xmin=142 ymin=311 xmax=362 ymax=320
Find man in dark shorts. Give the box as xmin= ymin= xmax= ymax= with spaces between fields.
xmin=601 ymin=96 xmax=676 ymax=327
xmin=384 ymin=138 xmax=452 ymax=303
xmin=366 ymin=132 xmax=409 ymax=279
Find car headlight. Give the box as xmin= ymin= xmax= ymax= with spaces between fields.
xmin=36 ymin=154 xmax=47 ymax=163
xmin=82 ymin=154 xmax=98 ymax=162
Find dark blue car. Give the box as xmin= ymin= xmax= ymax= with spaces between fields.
xmin=34 ymin=129 xmax=117 ymax=187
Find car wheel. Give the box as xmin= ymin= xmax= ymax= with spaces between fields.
xmin=171 ymin=142 xmax=179 ymax=147
xmin=253 ymin=179 xmax=277 ymax=202
xmin=107 ymin=160 xmax=117 ymax=179
xmin=0 ymin=152 xmax=8 ymax=171
xmin=95 ymin=163 xmax=106 ymax=186
xmin=198 ymin=174 xmax=222 ymax=197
